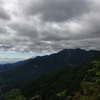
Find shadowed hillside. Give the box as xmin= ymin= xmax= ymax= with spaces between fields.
xmin=0 ymin=48 xmax=99 ymax=88
xmin=20 ymin=53 xmax=100 ymax=100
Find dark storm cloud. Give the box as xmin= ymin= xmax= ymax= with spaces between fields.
xmin=24 ymin=0 xmax=92 ymax=22
xmin=0 ymin=6 xmax=11 ymax=20
xmin=8 ymin=22 xmax=39 ymax=38
xmin=0 ymin=44 xmax=13 ymax=51
xmin=0 ymin=45 xmax=12 ymax=49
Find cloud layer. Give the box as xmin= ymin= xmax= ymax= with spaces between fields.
xmin=0 ymin=0 xmax=100 ymax=53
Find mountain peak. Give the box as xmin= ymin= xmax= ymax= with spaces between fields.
xmin=0 ymin=48 xmax=99 ymax=87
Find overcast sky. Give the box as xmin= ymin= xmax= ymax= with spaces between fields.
xmin=0 ymin=0 xmax=100 ymax=56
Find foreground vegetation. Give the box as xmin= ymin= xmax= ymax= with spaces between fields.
xmin=73 ymin=60 xmax=100 ymax=100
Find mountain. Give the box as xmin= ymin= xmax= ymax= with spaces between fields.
xmin=20 ymin=52 xmax=100 ymax=100
xmin=0 ymin=64 xmax=16 ymax=73
xmin=0 ymin=48 xmax=99 ymax=87
xmin=0 ymin=59 xmax=30 ymax=73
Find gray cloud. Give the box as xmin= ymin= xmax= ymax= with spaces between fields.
xmin=0 ymin=0 xmax=4 ymax=5
xmin=0 ymin=45 xmax=12 ymax=50
xmin=0 ymin=0 xmax=100 ymax=53
xmin=0 ymin=6 xmax=11 ymax=20
xmin=9 ymin=22 xmax=39 ymax=38
xmin=0 ymin=26 xmax=7 ymax=34
xmin=24 ymin=0 xmax=92 ymax=22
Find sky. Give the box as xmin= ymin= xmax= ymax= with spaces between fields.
xmin=0 ymin=0 xmax=100 ymax=63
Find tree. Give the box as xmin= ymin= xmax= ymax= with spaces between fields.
xmin=73 ymin=61 xmax=100 ymax=100
xmin=4 ymin=89 xmax=27 ymax=100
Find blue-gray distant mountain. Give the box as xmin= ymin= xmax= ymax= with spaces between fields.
xmin=0 ymin=48 xmax=99 ymax=87
xmin=0 ymin=59 xmax=30 ymax=73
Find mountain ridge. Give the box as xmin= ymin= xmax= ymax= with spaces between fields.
xmin=0 ymin=59 xmax=30 ymax=73
xmin=20 ymin=52 xmax=100 ymax=100
xmin=0 ymin=48 xmax=99 ymax=87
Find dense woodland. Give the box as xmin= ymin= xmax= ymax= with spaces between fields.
xmin=0 ymin=49 xmax=100 ymax=100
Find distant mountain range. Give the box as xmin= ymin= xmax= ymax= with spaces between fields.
xmin=0 ymin=48 xmax=99 ymax=87
xmin=0 ymin=59 xmax=30 ymax=73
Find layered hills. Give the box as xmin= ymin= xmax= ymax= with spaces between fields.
xmin=0 ymin=59 xmax=30 ymax=73
xmin=0 ymin=48 xmax=100 ymax=100
xmin=0 ymin=48 xmax=99 ymax=87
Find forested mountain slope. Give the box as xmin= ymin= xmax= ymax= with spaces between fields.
xmin=20 ymin=52 xmax=100 ymax=100
xmin=0 ymin=48 xmax=99 ymax=87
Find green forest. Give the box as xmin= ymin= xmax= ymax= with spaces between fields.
xmin=0 ymin=52 xmax=100 ymax=100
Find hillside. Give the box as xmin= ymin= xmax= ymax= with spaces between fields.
xmin=0 ymin=48 xmax=99 ymax=87
xmin=0 ymin=59 xmax=30 ymax=73
xmin=0 ymin=64 xmax=16 ymax=73
xmin=20 ymin=52 xmax=100 ymax=100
